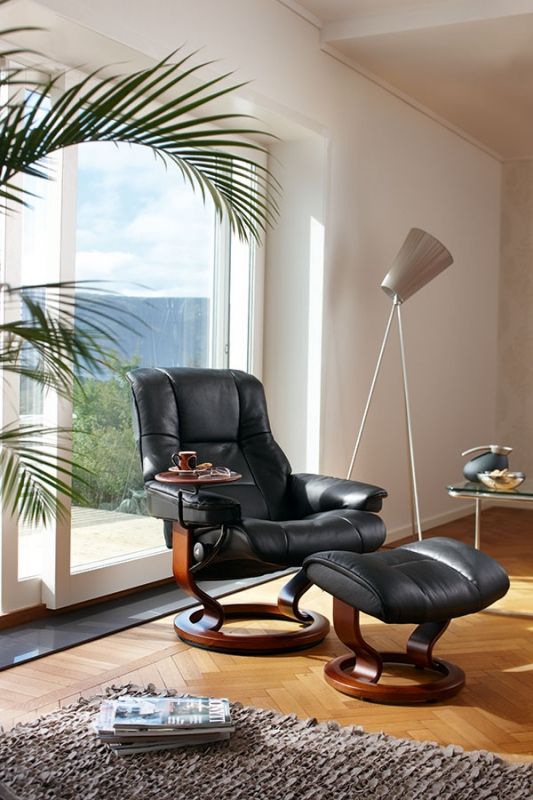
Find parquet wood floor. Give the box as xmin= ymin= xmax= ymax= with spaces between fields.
xmin=0 ymin=507 xmax=532 ymax=763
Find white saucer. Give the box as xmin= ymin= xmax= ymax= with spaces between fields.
xmin=168 ymin=466 xmax=210 ymax=476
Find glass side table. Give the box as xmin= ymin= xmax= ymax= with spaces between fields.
xmin=447 ymin=479 xmax=533 ymax=618
xmin=447 ymin=478 xmax=533 ymax=550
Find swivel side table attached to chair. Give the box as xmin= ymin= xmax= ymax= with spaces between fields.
xmin=155 ymin=469 xmax=243 ymax=489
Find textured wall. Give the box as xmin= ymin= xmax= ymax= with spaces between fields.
xmin=498 ymin=162 xmax=533 ymax=475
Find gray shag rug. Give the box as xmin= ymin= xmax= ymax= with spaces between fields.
xmin=0 ymin=685 xmax=531 ymax=800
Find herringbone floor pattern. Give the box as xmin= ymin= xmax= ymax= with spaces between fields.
xmin=0 ymin=508 xmax=531 ymax=762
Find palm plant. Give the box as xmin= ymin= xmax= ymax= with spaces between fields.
xmin=0 ymin=17 xmax=276 ymax=525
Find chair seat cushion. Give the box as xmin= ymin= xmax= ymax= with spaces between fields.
xmin=240 ymin=509 xmax=386 ymax=566
xmin=303 ymin=537 xmax=510 ymax=623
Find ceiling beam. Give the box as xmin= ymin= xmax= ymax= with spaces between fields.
xmin=322 ymin=0 xmax=533 ymax=42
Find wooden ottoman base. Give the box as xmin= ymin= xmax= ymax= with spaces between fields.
xmin=325 ymin=652 xmax=465 ymax=704
xmin=304 ymin=539 xmax=509 ymax=703
xmin=325 ymin=598 xmax=465 ymax=704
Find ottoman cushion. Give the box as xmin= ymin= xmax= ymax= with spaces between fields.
xmin=304 ymin=537 xmax=509 ymax=624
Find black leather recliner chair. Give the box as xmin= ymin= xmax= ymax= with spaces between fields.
xmin=127 ymin=367 xmax=388 ymax=654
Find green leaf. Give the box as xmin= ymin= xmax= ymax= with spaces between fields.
xmin=0 ymin=424 xmax=91 ymax=525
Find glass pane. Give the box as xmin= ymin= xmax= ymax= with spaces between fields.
xmin=71 ymin=141 xmax=216 ymax=569
xmin=19 ymin=93 xmax=57 ymax=417
xmin=447 ymin=478 xmax=533 ymax=498
xmin=18 ymin=92 xmax=60 ymax=579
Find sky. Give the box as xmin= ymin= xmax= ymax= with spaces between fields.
xmin=75 ymin=141 xmax=216 ymax=298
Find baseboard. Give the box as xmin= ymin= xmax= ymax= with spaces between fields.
xmin=487 ymin=499 xmax=533 ymax=511
xmin=385 ymin=505 xmax=478 ymax=545
xmin=386 ymin=501 xmax=533 ymax=547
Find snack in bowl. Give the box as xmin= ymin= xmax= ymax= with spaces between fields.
xmin=168 ymin=461 xmax=213 ymax=475
xmin=477 ymin=469 xmax=525 ymax=490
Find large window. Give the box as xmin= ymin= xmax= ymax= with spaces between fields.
xmin=1 ymin=75 xmax=262 ymax=612
xmin=70 ymin=141 xmax=222 ymax=569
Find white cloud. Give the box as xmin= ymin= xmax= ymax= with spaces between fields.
xmin=75 ymin=250 xmax=137 ymax=279
xmin=78 ymin=141 xmax=161 ymax=174
xmin=75 ymin=248 xmax=212 ymax=298
xmin=75 ymin=141 xmax=216 ymax=297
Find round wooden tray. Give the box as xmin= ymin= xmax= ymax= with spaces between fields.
xmin=154 ymin=470 xmax=242 ymax=485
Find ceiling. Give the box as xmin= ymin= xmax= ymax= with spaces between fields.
xmin=281 ymin=0 xmax=533 ymax=159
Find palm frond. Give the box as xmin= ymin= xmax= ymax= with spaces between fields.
xmin=0 ymin=281 xmax=140 ymax=394
xmin=0 ymin=50 xmax=278 ymax=241
xmin=0 ymin=424 xmax=90 ymax=525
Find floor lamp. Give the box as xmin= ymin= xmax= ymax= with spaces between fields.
xmin=347 ymin=228 xmax=453 ymax=540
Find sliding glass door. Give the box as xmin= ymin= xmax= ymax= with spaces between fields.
xmin=70 ymin=140 xmax=217 ymax=575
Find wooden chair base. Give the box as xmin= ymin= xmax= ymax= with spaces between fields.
xmin=174 ymin=602 xmax=329 ymax=654
xmin=325 ymin=598 xmax=465 ymax=704
xmin=171 ymin=522 xmax=329 ymax=654
xmin=325 ymin=652 xmax=465 ymax=704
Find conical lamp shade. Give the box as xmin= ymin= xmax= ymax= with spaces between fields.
xmin=380 ymin=228 xmax=453 ymax=303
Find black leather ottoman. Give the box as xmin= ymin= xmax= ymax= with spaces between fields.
xmin=303 ymin=537 xmax=510 ymax=704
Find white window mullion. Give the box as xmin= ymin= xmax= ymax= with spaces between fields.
xmin=0 ymin=192 xmax=41 ymax=612
xmin=40 ymin=136 xmax=73 ymax=609
xmin=228 ymin=156 xmax=266 ymax=377
xmin=211 ymin=217 xmax=231 ymax=368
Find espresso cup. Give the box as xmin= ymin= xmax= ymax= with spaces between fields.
xmin=172 ymin=451 xmax=198 ymax=471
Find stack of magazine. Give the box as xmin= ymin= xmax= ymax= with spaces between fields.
xmin=93 ymin=695 xmax=234 ymax=755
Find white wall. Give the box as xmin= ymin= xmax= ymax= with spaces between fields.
xmin=26 ymin=0 xmax=502 ymax=538
xmin=264 ymin=134 xmax=328 ymax=473
xmin=497 ymin=162 xmax=533 ymax=477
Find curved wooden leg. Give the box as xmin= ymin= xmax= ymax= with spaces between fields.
xmin=171 ymin=524 xmax=329 ymax=654
xmin=331 ymin=599 xmax=382 ymax=683
xmin=172 ymin=522 xmax=224 ymax=631
xmin=277 ymin=569 xmax=315 ymax=623
xmin=406 ymin=620 xmax=450 ymax=669
xmin=324 ymin=602 xmax=465 ymax=704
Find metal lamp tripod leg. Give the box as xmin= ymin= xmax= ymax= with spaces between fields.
xmin=346 ymin=302 xmax=396 ymax=480
xmin=396 ymin=299 xmax=423 ymax=541
xmin=346 ymin=296 xmax=423 ymax=541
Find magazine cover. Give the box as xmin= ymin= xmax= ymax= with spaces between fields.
xmin=95 ymin=695 xmax=232 ymax=732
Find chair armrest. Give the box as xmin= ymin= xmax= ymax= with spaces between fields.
xmin=289 ymin=473 xmax=388 ymax=515
xmin=145 ymin=481 xmax=242 ymax=527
